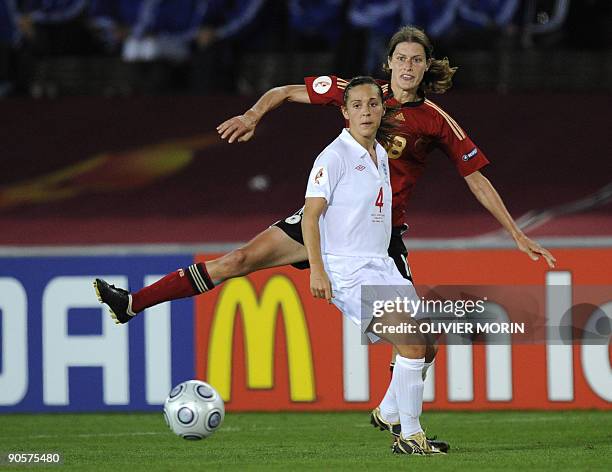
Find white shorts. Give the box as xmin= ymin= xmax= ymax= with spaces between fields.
xmin=323 ymin=254 xmax=419 ymax=343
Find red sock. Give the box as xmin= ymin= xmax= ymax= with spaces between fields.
xmin=131 ymin=262 xmax=214 ymax=313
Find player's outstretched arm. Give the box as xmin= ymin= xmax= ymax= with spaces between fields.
xmin=465 ymin=171 xmax=557 ymax=268
xmin=217 ymin=85 xmax=310 ymax=143
xmin=302 ymin=197 xmax=333 ymax=302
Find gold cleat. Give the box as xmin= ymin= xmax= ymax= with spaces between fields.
xmin=393 ymin=431 xmax=447 ymax=455
xmin=371 ymin=408 xmax=450 ymax=453
xmin=370 ymin=407 xmax=401 ymax=437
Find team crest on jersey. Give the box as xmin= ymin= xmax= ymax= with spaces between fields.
xmin=313 ymin=166 xmax=327 ymax=185
xmin=313 ymin=76 xmax=332 ymax=95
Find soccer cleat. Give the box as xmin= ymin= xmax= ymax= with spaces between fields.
xmin=370 ymin=408 xmax=450 ymax=453
xmin=370 ymin=407 xmax=401 ymax=436
xmin=393 ymin=431 xmax=447 ymax=455
xmin=93 ymin=278 xmax=136 ymax=324
xmin=393 ymin=431 xmax=428 ymax=455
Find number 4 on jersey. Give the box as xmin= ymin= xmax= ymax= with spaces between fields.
xmin=375 ymin=187 xmax=384 ymax=212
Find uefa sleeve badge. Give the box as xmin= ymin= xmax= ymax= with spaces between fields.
xmin=312 ymin=76 xmax=332 ymax=95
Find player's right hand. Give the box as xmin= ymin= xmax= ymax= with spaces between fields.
xmin=310 ymin=269 xmax=333 ymax=303
xmin=216 ymin=115 xmax=255 ymax=143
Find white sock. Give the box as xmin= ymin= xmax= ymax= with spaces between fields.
xmin=378 ymin=383 xmax=399 ymax=423
xmin=393 ymin=355 xmax=425 ymax=438
xmin=422 ymin=361 xmax=433 ymax=381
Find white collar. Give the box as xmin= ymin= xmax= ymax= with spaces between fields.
xmin=339 ymin=128 xmax=382 ymax=160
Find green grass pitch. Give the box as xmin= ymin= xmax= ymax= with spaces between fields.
xmin=1 ymin=411 xmax=610 ymax=471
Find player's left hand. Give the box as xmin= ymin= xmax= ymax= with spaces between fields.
xmin=515 ymin=234 xmax=556 ymax=268
xmin=216 ymin=115 xmax=256 ymax=143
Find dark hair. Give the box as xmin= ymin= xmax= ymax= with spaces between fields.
xmin=342 ymin=76 xmax=397 ymax=148
xmin=383 ymin=25 xmax=457 ymax=94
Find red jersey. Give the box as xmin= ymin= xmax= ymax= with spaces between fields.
xmin=305 ymin=75 xmax=490 ymax=227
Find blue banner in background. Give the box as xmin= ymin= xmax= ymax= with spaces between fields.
xmin=0 ymin=255 xmax=195 ymax=412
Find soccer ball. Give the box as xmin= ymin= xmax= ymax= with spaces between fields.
xmin=163 ymin=380 xmax=225 ymax=440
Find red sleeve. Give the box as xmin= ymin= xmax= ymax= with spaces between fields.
xmin=304 ymin=75 xmax=346 ymax=107
xmin=431 ymin=104 xmax=490 ymax=177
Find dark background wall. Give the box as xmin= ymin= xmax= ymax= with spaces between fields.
xmin=1 ymin=91 xmax=610 ymax=245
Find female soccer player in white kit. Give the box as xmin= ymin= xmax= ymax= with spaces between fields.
xmin=302 ymin=76 xmax=444 ymax=456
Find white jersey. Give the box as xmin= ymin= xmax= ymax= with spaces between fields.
xmin=305 ymin=128 xmax=391 ymax=258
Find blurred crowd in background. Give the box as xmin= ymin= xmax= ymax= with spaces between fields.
xmin=0 ymin=0 xmax=611 ymax=97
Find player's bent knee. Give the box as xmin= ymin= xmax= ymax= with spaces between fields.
xmin=219 ymin=248 xmax=251 ymax=278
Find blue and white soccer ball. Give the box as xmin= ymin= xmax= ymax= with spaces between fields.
xmin=163 ymin=380 xmax=225 ymax=440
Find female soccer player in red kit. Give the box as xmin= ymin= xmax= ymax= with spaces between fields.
xmin=216 ymin=25 xmax=555 ymax=275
